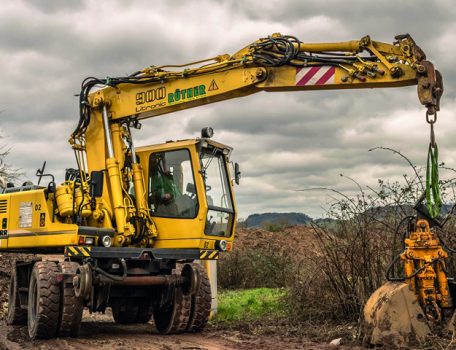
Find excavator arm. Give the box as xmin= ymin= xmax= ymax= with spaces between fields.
xmin=74 ymin=33 xmax=442 ymax=129
xmin=69 ymin=33 xmax=443 ymax=247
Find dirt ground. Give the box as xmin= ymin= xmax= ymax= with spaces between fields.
xmin=233 ymin=226 xmax=322 ymax=258
xmin=0 ymin=252 xmax=361 ymax=350
xmin=0 ymin=316 xmax=361 ymax=350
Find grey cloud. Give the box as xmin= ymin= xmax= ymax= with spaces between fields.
xmin=229 ymin=0 xmax=454 ymax=40
xmin=24 ymin=0 xmax=85 ymax=14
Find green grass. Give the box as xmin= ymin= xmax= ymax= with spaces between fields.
xmin=216 ymin=288 xmax=286 ymax=324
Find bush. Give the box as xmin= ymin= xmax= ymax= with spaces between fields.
xmin=218 ymin=228 xmax=299 ymax=289
xmin=219 ymin=148 xmax=456 ymax=324
xmin=286 ymin=153 xmax=456 ymax=322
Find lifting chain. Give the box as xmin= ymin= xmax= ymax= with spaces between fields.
xmin=425 ymin=110 xmax=442 ymax=218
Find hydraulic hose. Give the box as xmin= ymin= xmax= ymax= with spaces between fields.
xmin=94 ymin=258 xmax=127 ymax=281
xmin=386 ymin=254 xmax=405 ymax=282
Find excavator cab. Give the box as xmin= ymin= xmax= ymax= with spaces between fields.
xmin=136 ymin=135 xmax=236 ymax=251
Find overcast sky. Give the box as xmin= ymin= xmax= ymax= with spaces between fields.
xmin=1 ymin=0 xmax=455 ymax=219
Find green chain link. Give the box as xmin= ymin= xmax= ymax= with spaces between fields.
xmin=426 ymin=143 xmax=442 ymax=218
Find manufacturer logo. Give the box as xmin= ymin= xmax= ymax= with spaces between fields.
xmin=168 ymin=85 xmax=206 ymax=103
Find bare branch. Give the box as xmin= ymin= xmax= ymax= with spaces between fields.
xmin=369 ymin=146 xmax=424 ymax=192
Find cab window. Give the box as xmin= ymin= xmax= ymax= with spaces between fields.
xmin=201 ymin=150 xmax=234 ymax=237
xmin=148 ymin=149 xmax=198 ymax=218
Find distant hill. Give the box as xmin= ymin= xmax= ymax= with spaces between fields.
xmin=244 ymin=212 xmax=312 ymax=228
xmin=243 ymin=203 xmax=455 ymax=229
xmin=361 ymin=203 xmax=454 ymax=221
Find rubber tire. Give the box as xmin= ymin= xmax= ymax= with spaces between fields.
xmin=7 ymin=271 xmax=27 ymax=325
xmin=58 ymin=261 xmax=84 ymax=337
xmin=27 ymin=261 xmax=61 ymax=339
xmin=153 ymin=288 xmax=191 ymax=334
xmin=112 ymin=299 xmax=152 ymax=324
xmin=186 ymin=263 xmax=211 ymax=332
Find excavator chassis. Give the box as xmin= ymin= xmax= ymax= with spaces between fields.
xmin=7 ymin=248 xmax=213 ymax=339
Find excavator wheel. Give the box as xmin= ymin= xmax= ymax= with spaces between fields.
xmin=7 ymin=268 xmax=27 ymax=325
xmin=58 ymin=261 xmax=84 ymax=337
xmin=186 ymin=263 xmax=211 ymax=332
xmin=153 ymin=286 xmax=191 ymax=334
xmin=361 ymin=282 xmax=430 ymax=348
xmin=112 ymin=298 xmax=153 ymax=324
xmin=27 ymin=261 xmax=61 ymax=339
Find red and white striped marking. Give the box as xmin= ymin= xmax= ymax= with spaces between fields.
xmin=295 ymin=66 xmax=336 ymax=86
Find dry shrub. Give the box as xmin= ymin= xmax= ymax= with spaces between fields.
xmin=220 ymin=149 xmax=456 ymax=324
xmin=218 ymin=227 xmax=317 ymax=289
xmin=286 ymin=169 xmax=426 ymax=322
xmin=288 ymin=209 xmax=406 ymax=322
xmin=287 ymin=159 xmax=456 ymax=322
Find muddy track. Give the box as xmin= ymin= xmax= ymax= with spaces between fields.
xmin=0 ymin=253 xmax=361 ymax=350
xmin=0 ymin=312 xmax=360 ymax=350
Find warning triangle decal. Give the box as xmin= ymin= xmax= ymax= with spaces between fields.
xmin=208 ymin=80 xmax=219 ymax=91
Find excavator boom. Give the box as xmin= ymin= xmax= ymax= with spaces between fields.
xmin=75 ymin=33 xmax=442 ymax=131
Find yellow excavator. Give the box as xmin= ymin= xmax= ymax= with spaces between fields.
xmin=0 ymin=33 xmax=445 ymax=345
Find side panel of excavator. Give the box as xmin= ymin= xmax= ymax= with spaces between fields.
xmin=0 ymin=188 xmax=79 ymax=249
xmin=0 ymin=139 xmax=236 ymax=252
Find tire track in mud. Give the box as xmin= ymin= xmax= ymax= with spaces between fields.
xmin=0 ymin=316 xmax=361 ymax=350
